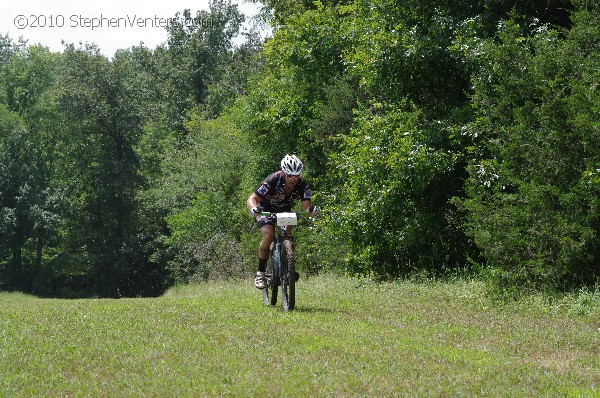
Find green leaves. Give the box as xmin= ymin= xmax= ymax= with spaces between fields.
xmin=0 ymin=45 xmax=58 ymax=116
xmin=460 ymin=7 xmax=600 ymax=292
xmin=0 ymin=0 xmax=597 ymax=296
xmin=328 ymin=105 xmax=465 ymax=275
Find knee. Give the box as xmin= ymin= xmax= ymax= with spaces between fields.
xmin=260 ymin=227 xmax=275 ymax=244
xmin=260 ymin=234 xmax=274 ymax=248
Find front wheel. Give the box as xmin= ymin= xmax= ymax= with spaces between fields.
xmin=270 ymin=258 xmax=278 ymax=307
xmin=262 ymin=272 xmax=272 ymax=305
xmin=280 ymin=239 xmax=295 ymax=311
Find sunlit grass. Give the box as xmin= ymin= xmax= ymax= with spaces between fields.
xmin=1 ymin=275 xmax=598 ymax=397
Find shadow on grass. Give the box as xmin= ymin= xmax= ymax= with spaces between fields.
xmin=292 ymin=305 xmax=337 ymax=314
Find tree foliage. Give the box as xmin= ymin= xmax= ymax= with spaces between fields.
xmin=0 ymin=0 xmax=597 ymax=296
xmin=459 ymin=8 xmax=600 ymax=292
xmin=244 ymin=0 xmax=597 ymax=292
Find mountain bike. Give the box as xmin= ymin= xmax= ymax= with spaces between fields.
xmin=259 ymin=211 xmax=310 ymax=311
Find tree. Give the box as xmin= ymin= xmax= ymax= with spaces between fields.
xmin=1 ymin=45 xmax=58 ymax=116
xmin=459 ymin=5 xmax=600 ymax=293
xmin=242 ymin=0 xmax=580 ymax=281
xmin=0 ymin=45 xmax=64 ymax=294
xmin=329 ymin=104 xmax=469 ymax=276
xmin=164 ymin=0 xmax=245 ymax=130
xmin=0 ymin=127 xmax=61 ymax=292
xmin=58 ymin=44 xmax=151 ymax=297
xmin=0 ymin=34 xmax=26 ymax=69
xmin=145 ymin=107 xmax=254 ymax=282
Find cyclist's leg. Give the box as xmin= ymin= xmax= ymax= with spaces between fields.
xmin=255 ymin=216 xmax=275 ymax=289
xmin=256 ymin=215 xmax=275 ymax=271
xmin=259 ymin=224 xmax=275 ymax=269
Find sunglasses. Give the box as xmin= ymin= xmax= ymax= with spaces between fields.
xmin=285 ymin=173 xmax=301 ymax=179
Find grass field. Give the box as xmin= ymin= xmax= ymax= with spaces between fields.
xmin=1 ymin=274 xmax=599 ymax=397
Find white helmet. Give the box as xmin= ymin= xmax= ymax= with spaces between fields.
xmin=281 ymin=154 xmax=303 ymax=175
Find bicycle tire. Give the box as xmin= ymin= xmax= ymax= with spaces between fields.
xmin=262 ymin=276 xmax=270 ymax=305
xmin=281 ymin=239 xmax=295 ymax=311
xmin=270 ymin=254 xmax=278 ymax=306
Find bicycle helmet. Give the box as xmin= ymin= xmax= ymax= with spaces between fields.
xmin=281 ymin=154 xmax=303 ymax=175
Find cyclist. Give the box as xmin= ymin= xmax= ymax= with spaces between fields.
xmin=247 ymin=154 xmax=318 ymax=289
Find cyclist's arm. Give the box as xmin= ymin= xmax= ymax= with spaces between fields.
xmin=247 ymin=192 xmax=263 ymax=212
xmin=301 ymin=199 xmax=311 ymax=212
xmin=302 ymin=199 xmax=318 ymax=217
xmin=300 ymin=180 xmax=314 ymax=215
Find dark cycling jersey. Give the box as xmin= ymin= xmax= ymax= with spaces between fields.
xmin=255 ymin=171 xmax=311 ymax=212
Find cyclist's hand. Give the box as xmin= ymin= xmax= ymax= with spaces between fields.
xmin=250 ymin=205 xmax=263 ymax=216
xmin=308 ymin=205 xmax=319 ymax=216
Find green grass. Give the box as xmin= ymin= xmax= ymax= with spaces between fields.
xmin=1 ymin=275 xmax=599 ymax=397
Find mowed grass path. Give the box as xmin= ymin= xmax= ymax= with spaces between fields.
xmin=1 ymin=275 xmax=598 ymax=397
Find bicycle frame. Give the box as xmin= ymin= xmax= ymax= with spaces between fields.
xmin=259 ymin=211 xmax=310 ymax=311
xmin=263 ymin=223 xmax=291 ymax=306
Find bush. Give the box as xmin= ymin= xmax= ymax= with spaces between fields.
xmin=460 ymin=10 xmax=600 ymax=292
xmin=327 ymin=104 xmax=471 ymax=277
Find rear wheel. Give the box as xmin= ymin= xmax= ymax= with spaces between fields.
xmin=281 ymin=239 xmax=295 ymax=311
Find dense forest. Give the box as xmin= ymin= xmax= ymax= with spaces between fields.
xmin=0 ymin=0 xmax=598 ymax=297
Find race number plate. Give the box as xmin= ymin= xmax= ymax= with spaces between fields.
xmin=276 ymin=212 xmax=298 ymax=226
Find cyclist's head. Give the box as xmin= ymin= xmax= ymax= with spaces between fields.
xmin=281 ymin=154 xmax=303 ymax=176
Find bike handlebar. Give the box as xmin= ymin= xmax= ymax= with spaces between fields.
xmin=259 ymin=211 xmax=312 ymax=216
